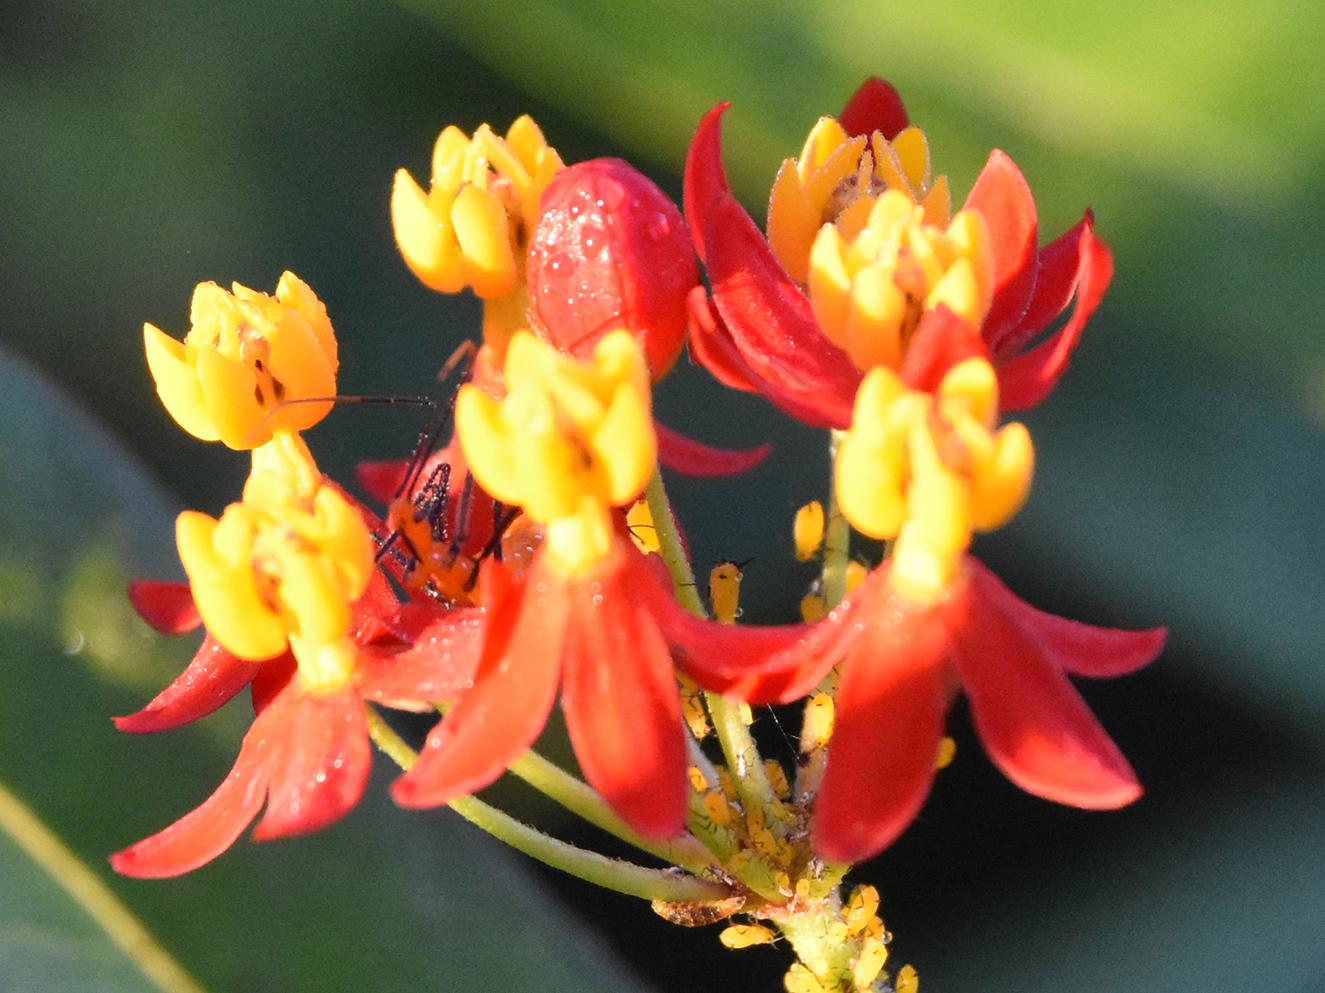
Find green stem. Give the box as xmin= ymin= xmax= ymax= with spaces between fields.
xmin=366 ymin=709 xmax=730 ymax=904
xmin=642 ymin=472 xmax=780 ymax=826
xmin=506 ymin=749 xmax=720 ymax=879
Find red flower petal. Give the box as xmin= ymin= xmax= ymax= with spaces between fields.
xmin=966 ymin=559 xmax=1165 ymax=679
xmin=812 ymin=584 xmax=952 ymax=862
xmin=951 ymin=569 xmax=1142 ymax=809
xmin=355 ymin=458 xmax=408 ymax=506
xmin=838 ymin=76 xmax=909 ymax=140
xmin=659 ymin=573 xmax=866 ymax=705
xmin=358 ymin=603 xmax=485 ymax=710
xmin=127 ymin=580 xmax=201 ymax=634
xmin=685 ymin=104 xmax=860 ymax=428
xmin=113 ymin=635 xmax=262 ymax=734
xmin=685 ymin=286 xmax=761 ymax=394
xmin=987 ymin=212 xmax=1088 ymax=355
xmin=560 ymin=554 xmax=687 ymax=838
xmin=655 ymin=421 xmax=772 ymax=478
xmin=964 ymin=150 xmax=1038 ymax=346
xmin=251 ymin=686 xmax=372 ymax=840
xmin=350 ymin=569 xmax=403 ymax=646
xmin=110 ymin=708 xmax=279 ymax=878
xmin=391 ymin=556 xmax=568 ymax=807
xmin=996 ymin=221 xmax=1114 ymax=410
xmin=898 ymin=305 xmax=991 ymax=393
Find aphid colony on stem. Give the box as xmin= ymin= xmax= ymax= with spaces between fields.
xmin=116 ymin=77 xmax=1164 ymax=993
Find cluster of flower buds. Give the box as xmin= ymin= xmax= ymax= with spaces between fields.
xmin=116 ymin=76 xmax=1164 ymax=993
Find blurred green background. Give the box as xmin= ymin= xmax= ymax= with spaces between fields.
xmin=2 ymin=1 xmax=1323 ymax=990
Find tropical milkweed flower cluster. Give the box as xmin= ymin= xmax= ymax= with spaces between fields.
xmin=114 ymin=75 xmax=1164 ymax=993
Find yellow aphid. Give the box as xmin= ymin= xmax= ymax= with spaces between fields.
xmin=679 ymin=673 xmax=711 ymax=739
xmin=738 ymin=701 xmax=755 ymax=725
xmin=784 ymin=963 xmax=829 ymax=993
xmin=626 ymin=499 xmax=661 ymax=553
xmin=775 ymin=871 xmax=794 ymax=895
xmin=852 ymin=938 xmax=889 ymax=989
xmin=936 ymin=736 xmax=957 ymax=770
xmin=704 ymin=791 xmax=734 ymax=828
xmin=793 ymin=500 xmax=826 ymax=561
xmin=844 ymin=884 xmax=880 ymax=936
xmin=896 ymin=964 xmax=920 ymax=993
xmin=687 ymin=765 xmax=710 ymax=792
xmin=709 ymin=560 xmax=745 ymax=624
xmin=720 ymin=924 xmax=777 ymax=949
xmin=845 ymin=560 xmax=868 ymax=594
xmin=800 ymin=591 xmax=826 ymax=623
xmin=802 ymin=692 xmax=835 ymax=751
xmin=717 ymin=767 xmax=739 ymax=800
xmin=764 ymin=760 xmax=792 ymax=798
xmin=794 ymin=878 xmax=812 ymax=903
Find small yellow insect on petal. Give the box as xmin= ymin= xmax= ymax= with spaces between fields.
xmin=720 ymin=924 xmax=776 ymax=949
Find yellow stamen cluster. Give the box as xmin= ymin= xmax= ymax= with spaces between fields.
xmin=836 ymin=358 xmax=1034 ymax=604
xmin=768 ymin=116 xmax=950 ymax=286
xmin=175 ymin=434 xmax=374 ymax=691
xmin=455 ymin=330 xmax=655 ymax=576
xmin=391 ymin=117 xmax=562 ymax=345
xmin=144 ymin=272 xmax=337 ymax=449
xmin=808 ymin=190 xmax=993 ymax=372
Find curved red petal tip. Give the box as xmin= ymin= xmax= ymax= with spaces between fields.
xmin=391 ymin=553 xmax=568 ymax=808
xmin=951 ymin=573 xmax=1143 ymax=810
xmin=686 ymin=286 xmax=760 ymax=394
xmin=812 ymin=587 xmax=952 ymax=862
xmin=127 ymin=580 xmax=200 ymax=635
xmin=997 ymin=221 xmax=1114 ymax=411
xmin=110 ymin=707 xmax=278 ymax=878
xmin=683 ymin=102 xmax=733 ymax=265
xmin=355 ymin=458 xmax=409 ymax=506
xmin=964 ymin=149 xmax=1038 ymax=345
xmin=350 ymin=569 xmax=402 ymax=646
xmin=898 ymin=305 xmax=990 ymax=393
xmin=251 ymin=687 xmax=372 ymax=841
xmin=113 ymin=635 xmax=261 ymax=734
xmin=655 ymin=421 xmax=772 ymax=477
xmin=838 ymin=76 xmax=909 ymax=140
xmin=561 ymin=554 xmax=687 ymax=838
xmin=966 ymin=560 xmax=1165 ymax=679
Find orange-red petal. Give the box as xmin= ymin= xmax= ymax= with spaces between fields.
xmin=964 ymin=150 xmax=1038 ymax=346
xmin=655 ymin=421 xmax=772 ymax=478
xmin=560 ymin=553 xmax=687 ymax=838
xmin=951 ymin=570 xmax=1142 ymax=810
xmin=837 ymin=76 xmax=909 ymax=140
xmin=812 ymin=584 xmax=952 ymax=862
xmin=112 ymin=635 xmax=262 ymax=734
xmin=127 ymin=579 xmax=201 ymax=634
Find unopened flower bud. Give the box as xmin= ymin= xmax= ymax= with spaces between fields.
xmin=527 ymin=158 xmax=697 ymax=380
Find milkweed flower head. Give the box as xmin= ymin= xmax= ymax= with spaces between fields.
xmin=391 ymin=116 xmax=563 ymax=349
xmin=143 ymin=272 xmax=338 ymax=448
xmin=455 ymin=329 xmax=655 ymax=576
xmin=113 ymin=73 xmax=1165 ymax=993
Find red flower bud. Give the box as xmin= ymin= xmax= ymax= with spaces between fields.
xmin=527 ymin=158 xmax=697 ymax=379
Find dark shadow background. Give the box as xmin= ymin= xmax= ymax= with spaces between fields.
xmin=3 ymin=1 xmax=1323 ymax=990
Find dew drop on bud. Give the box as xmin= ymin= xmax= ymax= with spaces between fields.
xmin=527 ymin=158 xmax=698 ymax=380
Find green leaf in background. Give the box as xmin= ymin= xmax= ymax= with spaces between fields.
xmin=0 ymin=349 xmax=653 ymax=993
